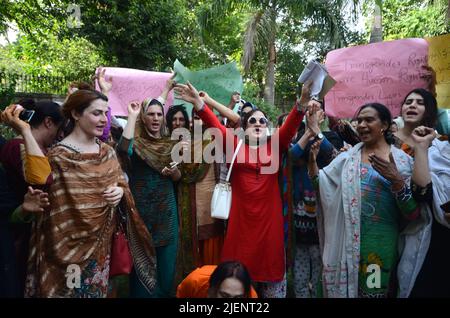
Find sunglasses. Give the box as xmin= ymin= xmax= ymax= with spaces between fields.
xmin=248 ymin=117 xmax=268 ymax=125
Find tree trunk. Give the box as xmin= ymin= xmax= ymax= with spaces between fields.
xmin=264 ymin=37 xmax=276 ymax=106
xmin=369 ymin=4 xmax=383 ymax=43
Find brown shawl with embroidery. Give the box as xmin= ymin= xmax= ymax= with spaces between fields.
xmin=25 ymin=142 xmax=156 ymax=298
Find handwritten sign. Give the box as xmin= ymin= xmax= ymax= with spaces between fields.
xmin=324 ymin=38 xmax=429 ymax=119
xmin=427 ymin=33 xmax=450 ymax=108
xmin=95 ymin=67 xmax=173 ymax=116
xmin=173 ymin=60 xmax=243 ymax=115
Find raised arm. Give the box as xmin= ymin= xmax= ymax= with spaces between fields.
xmin=290 ymin=128 xmax=314 ymax=160
xmin=307 ymin=140 xmax=322 ymax=187
xmin=174 ymin=82 xmax=224 ymax=131
xmin=200 ymin=91 xmax=240 ymax=126
xmin=97 ymin=67 xmax=113 ymax=97
xmin=159 ymin=73 xmax=177 ymax=106
xmin=278 ymin=82 xmax=313 ymax=150
xmin=227 ymin=92 xmax=241 ymax=109
xmin=306 ymin=103 xmax=338 ymax=165
xmin=1 ymin=105 xmax=51 ymax=185
xmin=410 ymin=126 xmax=435 ymax=187
xmin=97 ymin=67 xmax=113 ymax=142
xmin=1 ymin=105 xmax=45 ymax=157
xmin=118 ymin=101 xmax=141 ymax=156
xmin=175 ymin=82 xmax=231 ymax=151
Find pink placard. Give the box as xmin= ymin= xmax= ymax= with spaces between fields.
xmin=324 ymin=38 xmax=429 ymax=119
xmin=95 ymin=67 xmax=173 ymax=116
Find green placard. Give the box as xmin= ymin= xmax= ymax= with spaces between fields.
xmin=173 ymin=59 xmax=243 ymax=117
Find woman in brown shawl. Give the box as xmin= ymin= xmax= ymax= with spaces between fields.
xmin=22 ymin=89 xmax=156 ymax=298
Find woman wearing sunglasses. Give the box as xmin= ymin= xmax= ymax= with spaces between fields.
xmin=175 ymin=81 xmax=312 ymax=298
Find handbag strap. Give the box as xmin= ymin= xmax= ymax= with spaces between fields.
xmin=225 ymin=139 xmax=243 ymax=182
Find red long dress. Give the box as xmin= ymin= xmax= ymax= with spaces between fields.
xmin=198 ymin=105 xmax=304 ymax=282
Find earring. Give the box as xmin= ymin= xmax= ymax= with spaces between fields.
xmin=380 ymin=129 xmax=384 ymax=134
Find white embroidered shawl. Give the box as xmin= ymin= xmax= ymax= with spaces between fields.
xmin=317 ymin=143 xmax=431 ymax=298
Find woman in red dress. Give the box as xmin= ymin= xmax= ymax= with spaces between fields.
xmin=175 ymin=82 xmax=314 ymax=297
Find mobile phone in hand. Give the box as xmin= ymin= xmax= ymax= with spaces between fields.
xmin=19 ymin=110 xmax=35 ymax=123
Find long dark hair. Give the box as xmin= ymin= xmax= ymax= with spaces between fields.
xmin=208 ymin=261 xmax=252 ymax=298
xmin=166 ymin=104 xmax=189 ymax=132
xmin=26 ymin=101 xmax=64 ymax=129
xmin=356 ymin=103 xmax=394 ymax=144
xmin=401 ymin=88 xmax=437 ymax=128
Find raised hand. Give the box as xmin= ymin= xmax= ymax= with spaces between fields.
xmin=199 ymin=91 xmax=211 ymax=104
xmin=165 ymin=73 xmax=177 ymax=91
xmin=411 ymin=126 xmax=436 ymax=150
xmin=68 ymin=83 xmax=79 ymax=95
xmin=309 ymin=139 xmax=322 ymax=162
xmin=307 ymin=139 xmax=322 ymax=178
xmin=1 ymin=104 xmax=31 ymax=134
xmin=174 ymin=82 xmax=203 ymax=109
xmin=297 ymin=80 xmax=313 ymax=111
xmin=306 ymin=100 xmax=322 ymax=135
xmin=127 ymin=101 xmax=141 ymax=118
xmin=97 ymin=67 xmax=113 ymax=95
xmin=229 ymin=91 xmax=240 ymax=106
xmin=22 ymin=186 xmax=50 ymax=213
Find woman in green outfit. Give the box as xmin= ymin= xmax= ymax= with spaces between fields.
xmin=308 ymin=103 xmax=429 ymax=298
xmin=118 ymin=79 xmax=181 ymax=298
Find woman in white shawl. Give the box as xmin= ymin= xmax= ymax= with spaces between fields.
xmin=308 ymin=103 xmax=430 ymax=298
xmin=409 ymin=128 xmax=450 ymax=297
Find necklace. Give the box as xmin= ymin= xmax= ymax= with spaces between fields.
xmin=58 ymin=138 xmax=100 ymax=154
xmin=58 ymin=141 xmax=82 ymax=153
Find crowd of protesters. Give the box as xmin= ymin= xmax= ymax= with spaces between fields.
xmin=0 ymin=63 xmax=449 ymax=298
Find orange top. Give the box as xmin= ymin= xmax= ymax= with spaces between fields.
xmin=24 ymin=154 xmax=51 ymax=185
xmin=176 ymin=265 xmax=258 ymax=298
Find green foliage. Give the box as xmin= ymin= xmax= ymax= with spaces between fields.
xmin=63 ymin=0 xmax=188 ymax=71
xmin=382 ymin=0 xmax=449 ymax=39
xmin=6 ymin=33 xmax=108 ymax=78
xmin=0 ymin=32 xmax=107 ymax=94
xmin=174 ymin=0 xmax=246 ymax=70
xmin=0 ymin=125 xmax=16 ymax=140
xmin=0 ymin=69 xmax=17 ymax=139
xmin=0 ymin=72 xmax=16 ymax=108
xmin=198 ymin=0 xmax=367 ymax=106
xmin=0 ymin=0 xmax=66 ymax=38
xmin=364 ymin=0 xmax=450 ymax=39
xmin=242 ymin=81 xmax=282 ymax=122
xmin=1 ymin=0 xmax=446 ymax=115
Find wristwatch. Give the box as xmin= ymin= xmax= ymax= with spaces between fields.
xmin=315 ymin=132 xmax=324 ymax=141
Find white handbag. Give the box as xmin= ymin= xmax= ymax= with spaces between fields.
xmin=211 ymin=139 xmax=243 ymax=219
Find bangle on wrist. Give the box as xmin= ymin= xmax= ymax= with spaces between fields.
xmin=198 ymin=101 xmax=205 ymax=112
xmin=295 ymin=100 xmax=305 ymax=113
